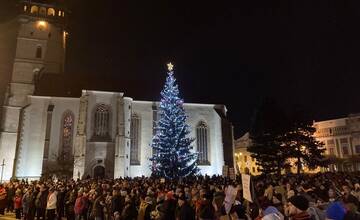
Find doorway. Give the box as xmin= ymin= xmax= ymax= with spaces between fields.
xmin=94 ymin=165 xmax=105 ymax=179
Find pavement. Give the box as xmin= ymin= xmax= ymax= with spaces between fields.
xmin=0 ymin=213 xmax=15 ymax=220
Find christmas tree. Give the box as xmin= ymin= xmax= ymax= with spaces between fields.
xmin=150 ymin=63 xmax=199 ymax=179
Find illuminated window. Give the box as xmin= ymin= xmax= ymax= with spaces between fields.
xmin=130 ymin=114 xmax=141 ymax=165
xmin=47 ymin=8 xmax=55 ymax=16
xmin=94 ymin=104 xmax=110 ymax=139
xmin=39 ymin=7 xmax=46 ymax=15
xmin=30 ymin=6 xmax=38 ymax=13
xmin=36 ymin=46 xmax=42 ymax=58
xmin=60 ymin=111 xmax=74 ymax=158
xmin=58 ymin=10 xmax=62 ymax=16
xmin=24 ymin=5 xmax=27 ymax=12
xmin=62 ymin=11 xmax=65 ymax=17
xmin=196 ymin=121 xmax=210 ymax=165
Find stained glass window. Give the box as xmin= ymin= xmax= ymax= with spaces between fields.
xmin=61 ymin=111 xmax=74 ymax=158
xmin=94 ymin=104 xmax=110 ymax=138
xmin=130 ymin=114 xmax=141 ymax=165
xmin=196 ymin=121 xmax=210 ymax=165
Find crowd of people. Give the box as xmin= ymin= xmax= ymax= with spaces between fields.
xmin=0 ymin=172 xmax=359 ymax=220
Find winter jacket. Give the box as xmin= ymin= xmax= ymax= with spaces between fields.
xmin=198 ymin=199 xmax=215 ymax=220
xmin=35 ymin=190 xmax=48 ymax=209
xmin=46 ymin=191 xmax=57 ymax=210
xmin=14 ymin=195 xmax=22 ymax=209
xmin=74 ymin=195 xmax=85 ymax=215
xmin=22 ymin=192 xmax=31 ymax=213
xmin=178 ymin=202 xmax=195 ymax=220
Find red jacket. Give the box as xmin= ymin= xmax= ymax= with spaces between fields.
xmin=74 ymin=196 xmax=85 ymax=215
xmin=14 ymin=196 xmax=22 ymax=209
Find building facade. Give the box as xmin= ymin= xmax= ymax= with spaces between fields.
xmin=234 ymin=133 xmax=261 ymax=176
xmin=234 ymin=114 xmax=360 ymax=176
xmin=0 ymin=1 xmax=234 ymax=180
xmin=313 ymin=114 xmax=360 ymax=172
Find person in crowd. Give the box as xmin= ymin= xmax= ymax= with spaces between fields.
xmin=137 ymin=195 xmax=153 ymax=220
xmin=6 ymin=183 xmax=15 ymax=213
xmin=35 ymin=184 xmax=48 ymax=220
xmin=13 ymin=189 xmax=22 ymax=219
xmin=57 ymin=185 xmax=66 ymax=220
xmin=46 ymin=187 xmax=57 ymax=220
xmin=0 ymin=184 xmax=7 ymax=215
xmin=161 ymin=191 xmax=177 ymax=220
xmin=177 ymin=193 xmax=195 ymax=220
xmin=121 ymin=194 xmax=137 ymax=220
xmin=22 ymin=187 xmax=33 ymax=220
xmin=287 ymin=195 xmax=311 ymax=220
xmin=325 ymin=202 xmax=346 ymax=220
xmin=0 ymin=172 xmax=358 ymax=220
xmin=198 ymin=191 xmax=215 ymax=220
xmin=74 ymin=190 xmax=86 ymax=220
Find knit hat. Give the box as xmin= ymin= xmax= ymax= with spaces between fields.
xmin=326 ymin=202 xmax=346 ymax=220
xmin=263 ymin=206 xmax=279 ymax=216
xmin=288 ymin=195 xmax=309 ymax=211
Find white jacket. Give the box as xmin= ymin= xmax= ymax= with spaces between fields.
xmin=46 ymin=191 xmax=57 ymax=210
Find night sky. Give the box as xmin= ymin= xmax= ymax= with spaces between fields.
xmin=2 ymin=0 xmax=360 ymax=137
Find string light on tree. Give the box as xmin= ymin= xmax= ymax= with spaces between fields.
xmin=149 ymin=62 xmax=199 ymax=179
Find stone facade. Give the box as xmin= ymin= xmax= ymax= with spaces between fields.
xmin=313 ymin=114 xmax=360 ymax=172
xmin=234 ymin=133 xmax=261 ymax=176
xmin=2 ymin=90 xmax=229 ymax=180
xmin=0 ymin=0 xmax=66 ymax=181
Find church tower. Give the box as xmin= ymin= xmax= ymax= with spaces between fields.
xmin=0 ymin=0 xmax=67 ymax=180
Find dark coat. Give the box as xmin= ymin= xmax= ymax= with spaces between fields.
xmin=121 ymin=202 xmax=137 ymax=220
xmin=178 ymin=202 xmax=195 ymax=220
xmin=35 ymin=190 xmax=48 ymax=209
xmin=111 ymin=195 xmax=123 ymax=214
xmin=161 ymin=199 xmax=177 ymax=220
xmin=198 ymin=199 xmax=215 ymax=219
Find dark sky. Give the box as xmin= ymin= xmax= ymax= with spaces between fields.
xmin=3 ymin=0 xmax=360 ymax=138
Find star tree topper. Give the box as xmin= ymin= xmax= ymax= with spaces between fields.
xmin=167 ymin=62 xmax=174 ymax=71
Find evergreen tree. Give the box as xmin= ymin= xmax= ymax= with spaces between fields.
xmin=283 ymin=116 xmax=327 ymax=174
xmin=247 ymin=99 xmax=289 ymax=175
xmin=149 ymin=63 xmax=199 ymax=179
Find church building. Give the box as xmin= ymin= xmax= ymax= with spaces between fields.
xmin=0 ymin=0 xmax=234 ymax=180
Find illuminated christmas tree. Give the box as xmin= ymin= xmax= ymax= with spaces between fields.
xmin=150 ymin=63 xmax=199 ymax=179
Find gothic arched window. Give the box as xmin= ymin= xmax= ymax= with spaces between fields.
xmin=130 ymin=114 xmax=141 ymax=165
xmin=196 ymin=121 xmax=210 ymax=165
xmin=36 ymin=46 xmax=42 ymax=58
xmin=94 ymin=104 xmax=110 ymax=139
xmin=60 ymin=111 xmax=74 ymax=158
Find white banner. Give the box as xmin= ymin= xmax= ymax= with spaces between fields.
xmin=241 ymin=174 xmax=253 ymax=202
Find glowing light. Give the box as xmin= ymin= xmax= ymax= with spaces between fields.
xmin=167 ymin=62 xmax=174 ymax=71
xmin=37 ymin=21 xmax=47 ymax=30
